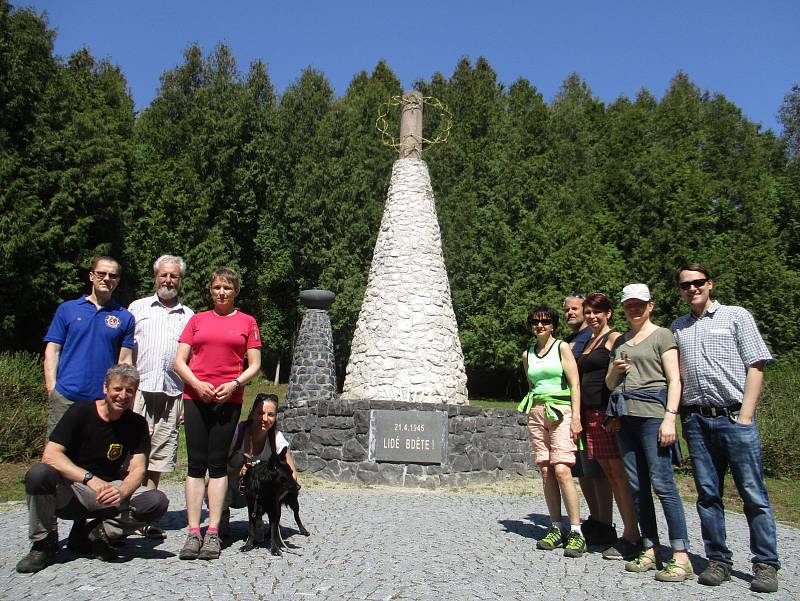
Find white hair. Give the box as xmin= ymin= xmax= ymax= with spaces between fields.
xmin=153 ymin=255 xmax=186 ymax=276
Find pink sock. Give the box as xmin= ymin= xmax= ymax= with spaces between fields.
xmin=189 ymin=527 xmax=201 ymax=538
xmin=207 ymin=527 xmax=218 ymax=535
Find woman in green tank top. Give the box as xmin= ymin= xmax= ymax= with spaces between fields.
xmin=519 ymin=305 xmax=586 ymax=558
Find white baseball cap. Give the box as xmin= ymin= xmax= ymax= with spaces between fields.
xmin=620 ymin=283 xmax=652 ymax=303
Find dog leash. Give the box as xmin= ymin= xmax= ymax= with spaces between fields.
xmin=238 ymin=459 xmax=261 ymax=496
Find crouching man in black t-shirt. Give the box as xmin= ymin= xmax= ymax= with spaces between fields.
xmin=16 ymin=364 xmax=169 ymax=573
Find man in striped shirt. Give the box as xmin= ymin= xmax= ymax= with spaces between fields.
xmin=128 ymin=255 xmax=194 ymax=537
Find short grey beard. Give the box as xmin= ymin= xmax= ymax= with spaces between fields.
xmin=156 ymin=285 xmax=179 ymax=301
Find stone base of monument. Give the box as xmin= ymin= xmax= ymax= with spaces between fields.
xmin=279 ymin=398 xmax=535 ymax=488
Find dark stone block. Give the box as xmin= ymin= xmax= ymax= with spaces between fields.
xmin=487 ymin=438 xmax=511 ymax=454
xmin=290 ymin=432 xmax=310 ymax=450
xmin=293 ymin=452 xmax=308 ymax=471
xmin=310 ymin=429 xmax=350 ymax=445
xmin=466 ymin=448 xmax=482 ymax=470
xmin=460 ymin=405 xmax=483 ymax=417
xmin=354 ymin=410 xmax=370 ymax=434
xmin=451 ymin=455 xmax=471 ymax=472
xmin=342 ymin=438 xmax=366 ymax=461
xmin=483 ymin=453 xmax=500 ymax=471
xmin=405 ymin=464 xmax=424 ymax=475
xmin=377 ymin=463 xmax=405 ymax=486
xmin=321 ymin=446 xmax=343 ymax=461
xmin=356 ymin=468 xmax=379 ymax=485
xmin=305 ymin=455 xmax=326 ymax=473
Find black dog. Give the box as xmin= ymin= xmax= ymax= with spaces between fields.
xmin=240 ymin=448 xmax=310 ymax=555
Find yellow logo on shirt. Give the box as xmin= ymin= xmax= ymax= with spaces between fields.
xmin=107 ymin=443 xmax=123 ymax=461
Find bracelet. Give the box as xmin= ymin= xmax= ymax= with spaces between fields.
xmin=665 ymin=408 xmax=678 ymax=415
xmin=232 ymin=379 xmax=241 ymax=391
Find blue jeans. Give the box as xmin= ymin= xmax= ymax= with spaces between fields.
xmin=682 ymin=412 xmax=779 ymax=568
xmin=616 ymin=416 xmax=689 ymax=551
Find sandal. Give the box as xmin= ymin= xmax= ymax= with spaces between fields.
xmin=655 ymin=558 xmax=695 ymax=582
xmin=625 ymin=550 xmax=659 ymax=572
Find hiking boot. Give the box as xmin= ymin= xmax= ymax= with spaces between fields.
xmin=698 ymin=559 xmax=731 ymax=586
xmin=197 ymin=531 xmax=221 ymax=560
xmin=751 ymin=563 xmax=779 ymax=593
xmin=563 ymin=531 xmax=587 ymax=558
xmin=581 ymin=515 xmax=618 ymax=546
xmin=655 ymin=558 xmax=695 ymax=582
xmin=66 ymin=520 xmax=92 ymax=555
xmin=88 ymin=522 xmax=119 ymax=562
xmin=602 ymin=537 xmax=642 ymax=561
xmin=179 ymin=532 xmax=202 ymax=560
xmin=219 ymin=509 xmax=231 ymax=539
xmin=536 ymin=527 xmax=564 ymax=550
xmin=16 ymin=532 xmax=57 ymax=573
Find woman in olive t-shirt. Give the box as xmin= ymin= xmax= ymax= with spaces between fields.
xmin=605 ymin=284 xmax=691 ymax=583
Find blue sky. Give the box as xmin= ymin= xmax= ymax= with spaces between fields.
xmin=23 ymin=0 xmax=799 ymax=134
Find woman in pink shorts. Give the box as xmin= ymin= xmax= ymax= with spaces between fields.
xmin=518 ymin=305 xmax=585 ymax=557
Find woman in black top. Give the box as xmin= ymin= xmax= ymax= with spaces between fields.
xmin=577 ymin=292 xmax=641 ymax=560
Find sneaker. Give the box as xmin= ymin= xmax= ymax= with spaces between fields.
xmin=602 ymin=537 xmax=642 ymax=561
xmin=582 ymin=515 xmax=618 ymax=546
xmin=536 ymin=527 xmax=564 ymax=550
xmin=751 ymin=563 xmax=779 ymax=593
xmin=197 ymin=531 xmax=221 ymax=560
xmin=655 ymin=558 xmax=695 ymax=582
xmin=88 ymin=522 xmax=119 ymax=562
xmin=179 ymin=532 xmax=202 ymax=560
xmin=563 ymin=531 xmax=587 ymax=558
xmin=219 ymin=509 xmax=231 ymax=539
xmin=698 ymin=559 xmax=731 ymax=586
xmin=625 ymin=550 xmax=659 ymax=572
xmin=16 ymin=532 xmax=57 ymax=573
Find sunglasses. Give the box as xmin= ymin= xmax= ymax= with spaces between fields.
xmin=92 ymin=271 xmax=120 ymax=281
xmin=678 ymin=278 xmax=708 ymax=291
xmin=529 ymin=319 xmax=553 ymax=326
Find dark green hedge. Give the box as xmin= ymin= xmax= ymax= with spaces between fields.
xmin=0 ymin=352 xmax=47 ymax=462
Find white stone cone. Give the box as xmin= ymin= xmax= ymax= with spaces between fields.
xmin=341 ymin=157 xmax=468 ymax=404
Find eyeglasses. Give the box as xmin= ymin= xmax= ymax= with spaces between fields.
xmin=529 ymin=319 xmax=553 ymax=326
xmin=92 ymin=271 xmax=120 ymax=280
xmin=678 ymin=278 xmax=708 ymax=291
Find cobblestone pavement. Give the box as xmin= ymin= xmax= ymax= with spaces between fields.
xmin=2 ymin=484 xmax=798 ymax=600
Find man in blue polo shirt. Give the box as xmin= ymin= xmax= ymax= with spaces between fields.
xmin=43 ymin=256 xmax=135 ymax=434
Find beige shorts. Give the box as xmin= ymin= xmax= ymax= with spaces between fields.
xmin=527 ymin=403 xmax=577 ymax=467
xmin=133 ymin=390 xmax=182 ymax=473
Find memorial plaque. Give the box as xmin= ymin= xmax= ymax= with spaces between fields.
xmin=368 ymin=409 xmax=448 ymax=464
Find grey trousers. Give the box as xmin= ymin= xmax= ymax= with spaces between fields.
xmin=25 ymin=463 xmax=169 ymax=542
xmin=47 ymin=389 xmax=77 ymax=436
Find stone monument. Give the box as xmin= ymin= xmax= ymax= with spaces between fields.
xmin=279 ymin=95 xmax=533 ymax=486
xmin=341 ymin=91 xmax=468 ymax=405
xmin=285 ymin=289 xmax=337 ymax=406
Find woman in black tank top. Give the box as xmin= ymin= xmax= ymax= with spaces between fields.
xmin=577 ymin=293 xmax=641 ymax=560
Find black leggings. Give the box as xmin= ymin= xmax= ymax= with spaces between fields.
xmin=184 ymin=400 xmax=241 ymax=479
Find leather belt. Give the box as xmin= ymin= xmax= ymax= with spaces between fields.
xmin=681 ymin=403 xmax=742 ymax=418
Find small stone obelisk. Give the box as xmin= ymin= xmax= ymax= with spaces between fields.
xmin=341 ymin=91 xmax=468 ymax=405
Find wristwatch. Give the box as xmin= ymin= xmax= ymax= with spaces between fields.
xmin=82 ymin=471 xmax=94 ymax=485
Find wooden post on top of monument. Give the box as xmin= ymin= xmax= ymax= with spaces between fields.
xmin=398 ymin=91 xmax=423 ymax=159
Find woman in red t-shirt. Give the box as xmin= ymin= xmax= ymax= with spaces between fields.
xmin=174 ymin=267 xmax=262 ymax=560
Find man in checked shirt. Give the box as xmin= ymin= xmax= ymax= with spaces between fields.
xmin=671 ymin=262 xmax=779 ymax=593
xmin=128 ymin=255 xmax=194 ymax=538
